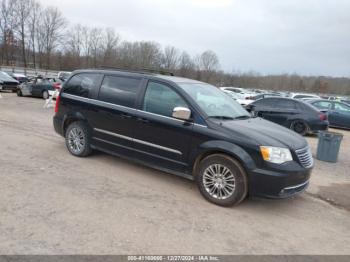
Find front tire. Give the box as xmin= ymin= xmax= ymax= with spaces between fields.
xmin=65 ymin=121 xmax=92 ymax=157
xmin=196 ymin=154 xmax=248 ymax=207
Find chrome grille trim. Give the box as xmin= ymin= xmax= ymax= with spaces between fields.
xmin=295 ymin=146 xmax=314 ymax=168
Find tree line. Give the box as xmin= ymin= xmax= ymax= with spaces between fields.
xmin=1 ymin=0 xmax=349 ymax=95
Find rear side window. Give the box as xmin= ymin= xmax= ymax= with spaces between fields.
xmin=98 ymin=75 xmax=142 ymax=107
xmin=143 ymin=81 xmax=187 ymax=117
xmin=64 ymin=73 xmax=101 ymax=98
xmin=275 ymin=100 xmax=297 ymax=109
xmin=253 ymin=98 xmax=277 ymax=107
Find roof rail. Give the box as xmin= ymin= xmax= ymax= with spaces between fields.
xmin=96 ymin=66 xmax=174 ymax=76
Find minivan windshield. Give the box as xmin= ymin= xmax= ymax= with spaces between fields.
xmin=179 ymin=83 xmax=250 ymax=120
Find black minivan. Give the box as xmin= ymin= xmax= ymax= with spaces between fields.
xmin=53 ymin=69 xmax=313 ymax=206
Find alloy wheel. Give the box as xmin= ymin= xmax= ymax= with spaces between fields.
xmin=202 ymin=164 xmax=236 ymax=200
xmin=67 ymin=127 xmax=85 ymax=154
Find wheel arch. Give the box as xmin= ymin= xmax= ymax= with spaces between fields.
xmin=62 ymin=112 xmax=90 ymax=136
xmin=191 ymin=140 xmax=256 ymax=177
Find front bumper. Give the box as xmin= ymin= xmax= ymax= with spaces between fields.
xmin=248 ymin=161 xmax=312 ymax=198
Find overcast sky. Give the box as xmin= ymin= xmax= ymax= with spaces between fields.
xmin=44 ymin=0 xmax=350 ymax=77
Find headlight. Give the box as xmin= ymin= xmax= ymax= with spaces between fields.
xmin=260 ymin=146 xmax=293 ymax=164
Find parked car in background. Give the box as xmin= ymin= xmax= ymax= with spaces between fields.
xmin=0 ymin=71 xmax=19 ymax=92
xmin=9 ymin=73 xmax=29 ymax=83
xmin=341 ymin=99 xmax=350 ymax=106
xmin=17 ymin=76 xmax=62 ymax=99
xmin=58 ymin=71 xmax=72 ymax=82
xmin=220 ymin=86 xmax=255 ymax=104
xmin=220 ymin=86 xmax=245 ymax=94
xmin=247 ymin=97 xmax=328 ymax=135
xmin=307 ymin=99 xmax=350 ymax=129
xmin=252 ymin=93 xmax=281 ymax=100
xmin=222 ymin=89 xmax=254 ymax=107
xmin=53 ymin=69 xmax=313 ymax=206
xmin=289 ymin=93 xmax=321 ymax=100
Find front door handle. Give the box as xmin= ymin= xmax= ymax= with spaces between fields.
xmin=137 ymin=117 xmax=149 ymax=124
xmin=120 ymin=113 xmax=133 ymax=119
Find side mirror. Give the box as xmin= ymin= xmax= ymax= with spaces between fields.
xmin=246 ymin=104 xmax=255 ymax=112
xmin=172 ymin=107 xmax=191 ymax=121
xmin=246 ymin=104 xmax=257 ymax=116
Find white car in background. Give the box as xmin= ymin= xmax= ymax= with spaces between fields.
xmin=221 ymin=89 xmax=255 ymax=107
xmin=220 ymin=86 xmax=246 ymax=94
xmin=220 ymin=86 xmax=254 ymax=97
xmin=58 ymin=71 xmax=72 ymax=82
xmin=289 ymin=93 xmax=321 ymax=100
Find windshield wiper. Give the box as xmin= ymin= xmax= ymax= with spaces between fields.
xmin=208 ymin=116 xmax=235 ymax=120
xmin=232 ymin=115 xmax=251 ymax=120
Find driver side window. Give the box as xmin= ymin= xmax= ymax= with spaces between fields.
xmin=143 ymin=81 xmax=188 ymax=117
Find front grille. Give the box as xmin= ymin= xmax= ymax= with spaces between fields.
xmin=3 ymin=81 xmax=18 ymax=86
xmin=295 ymin=146 xmax=314 ymax=168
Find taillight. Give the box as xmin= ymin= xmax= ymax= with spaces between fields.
xmin=55 ymin=94 xmax=60 ymax=113
xmin=319 ymin=112 xmax=327 ymax=121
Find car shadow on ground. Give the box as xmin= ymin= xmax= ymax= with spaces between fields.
xmin=85 ymin=150 xmax=314 ymax=210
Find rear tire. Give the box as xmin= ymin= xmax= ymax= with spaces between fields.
xmin=65 ymin=121 xmax=92 ymax=157
xmin=290 ymin=120 xmax=308 ymax=136
xmin=196 ymin=154 xmax=248 ymax=207
xmin=42 ymin=90 xmax=49 ymax=99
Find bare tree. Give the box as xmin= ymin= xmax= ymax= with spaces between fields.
xmin=197 ymin=50 xmax=220 ymax=83
xmin=80 ymin=25 xmax=91 ymax=67
xmin=136 ymin=41 xmax=162 ymax=68
xmin=89 ymin=27 xmax=103 ymax=67
xmin=101 ymin=27 xmax=120 ymax=66
xmin=14 ymin=0 xmax=32 ymax=68
xmin=199 ymin=50 xmax=219 ymax=72
xmin=66 ymin=24 xmax=83 ymax=56
xmin=162 ymin=46 xmax=179 ymax=70
xmin=65 ymin=24 xmax=84 ymax=68
xmin=177 ymin=51 xmax=195 ymax=78
xmin=37 ymin=6 xmax=66 ymax=68
xmin=27 ymin=0 xmax=41 ymax=68
xmin=0 ymin=0 xmax=18 ymax=65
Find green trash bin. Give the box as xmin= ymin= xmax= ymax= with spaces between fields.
xmin=316 ymin=131 xmax=343 ymax=163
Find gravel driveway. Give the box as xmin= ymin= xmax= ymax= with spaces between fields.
xmin=0 ymin=92 xmax=349 ymax=254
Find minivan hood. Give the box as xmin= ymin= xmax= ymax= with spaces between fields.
xmin=217 ymin=117 xmax=308 ymax=150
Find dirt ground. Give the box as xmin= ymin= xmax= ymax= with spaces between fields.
xmin=0 ymin=92 xmax=349 ymax=255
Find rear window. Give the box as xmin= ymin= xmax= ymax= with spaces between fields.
xmin=98 ymin=75 xmax=142 ymax=107
xmin=63 ymin=73 xmax=101 ymax=98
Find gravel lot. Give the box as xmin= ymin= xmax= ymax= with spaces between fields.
xmin=0 ymin=92 xmax=349 ymax=255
